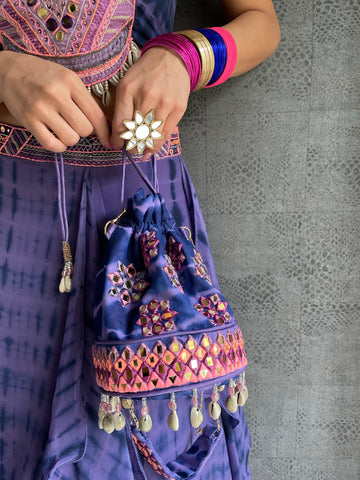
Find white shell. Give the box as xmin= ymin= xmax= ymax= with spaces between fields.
xmin=59 ymin=277 xmax=66 ymax=293
xmin=190 ymin=407 xmax=203 ymax=428
xmin=102 ymin=90 xmax=111 ymax=107
xmin=64 ymin=276 xmax=72 ymax=292
xmin=225 ymin=395 xmax=238 ymax=413
xmin=139 ymin=414 xmax=152 ymax=433
xmin=113 ymin=412 xmax=126 ymax=431
xmin=218 ymin=385 xmax=226 ymax=392
xmin=167 ymin=411 xmax=179 ymax=431
xmin=243 ymin=385 xmax=249 ymax=401
xmin=98 ymin=410 xmax=105 ymax=429
xmin=209 ymin=401 xmax=221 ymax=420
xmin=102 ymin=413 xmax=115 ymax=434
xmin=237 ymin=391 xmax=246 ymax=407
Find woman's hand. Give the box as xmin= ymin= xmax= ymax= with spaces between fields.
xmin=0 ymin=51 xmax=110 ymax=152
xmin=110 ymin=46 xmax=191 ymax=159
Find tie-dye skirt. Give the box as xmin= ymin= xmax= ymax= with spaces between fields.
xmin=0 ymin=125 xmax=251 ymax=480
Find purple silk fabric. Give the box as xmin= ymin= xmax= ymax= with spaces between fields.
xmin=0 ymin=151 xmax=251 ymax=479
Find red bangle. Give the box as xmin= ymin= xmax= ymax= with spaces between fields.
xmin=206 ymin=27 xmax=237 ymax=87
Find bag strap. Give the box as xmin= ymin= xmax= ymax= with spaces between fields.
xmin=121 ymin=149 xmax=160 ymax=210
xmin=128 ymin=424 xmax=222 ymax=480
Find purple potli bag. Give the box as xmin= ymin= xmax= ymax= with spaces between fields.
xmin=92 ymin=150 xmax=249 ymax=479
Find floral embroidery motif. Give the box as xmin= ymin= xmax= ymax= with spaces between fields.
xmin=93 ymin=328 xmax=247 ymax=394
xmin=140 ymin=231 xmax=160 ymax=267
xmin=136 ymin=299 xmax=178 ymax=336
xmin=194 ymin=294 xmax=232 ymax=326
xmin=162 ymin=255 xmax=184 ymax=293
xmin=192 ymin=250 xmax=212 ymax=285
xmin=107 ymin=262 xmax=150 ymax=306
xmin=166 ymin=236 xmax=185 ymax=270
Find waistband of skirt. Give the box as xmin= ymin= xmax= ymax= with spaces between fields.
xmin=0 ymin=123 xmax=181 ymax=167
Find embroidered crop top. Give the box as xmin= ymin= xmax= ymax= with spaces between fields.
xmin=0 ymin=0 xmax=177 ymax=86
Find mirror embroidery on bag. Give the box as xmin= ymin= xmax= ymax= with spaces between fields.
xmin=107 ymin=262 xmax=150 ymax=306
xmin=136 ymin=299 xmax=178 ymax=336
xmin=194 ymin=294 xmax=232 ymax=326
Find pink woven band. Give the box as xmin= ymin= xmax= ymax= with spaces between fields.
xmin=206 ymin=27 xmax=237 ymax=87
xmin=141 ymin=33 xmax=202 ymax=92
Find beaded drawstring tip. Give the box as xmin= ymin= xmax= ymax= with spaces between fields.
xmin=59 ymin=241 xmax=73 ymax=293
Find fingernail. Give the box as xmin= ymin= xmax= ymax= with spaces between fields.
xmin=112 ymin=144 xmax=121 ymax=151
xmin=104 ymin=142 xmax=112 ymax=150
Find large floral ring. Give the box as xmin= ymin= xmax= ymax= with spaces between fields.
xmin=119 ymin=109 xmax=164 ymax=154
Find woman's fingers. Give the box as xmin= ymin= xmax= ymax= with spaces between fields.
xmin=71 ymin=85 xmax=110 ymax=146
xmin=29 ymin=121 xmax=68 ymax=153
xmin=111 ymin=47 xmax=190 ymax=157
xmin=110 ymin=79 xmax=135 ymax=149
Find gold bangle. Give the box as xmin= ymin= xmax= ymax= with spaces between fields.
xmin=177 ymin=30 xmax=215 ymax=91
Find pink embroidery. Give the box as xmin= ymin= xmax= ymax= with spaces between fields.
xmin=140 ymin=231 xmax=160 ymax=268
xmin=162 ymin=255 xmax=184 ymax=293
xmin=132 ymin=435 xmax=174 ymax=480
xmin=192 ymin=250 xmax=212 ymax=285
xmin=194 ymin=294 xmax=232 ymax=326
xmin=107 ymin=262 xmax=150 ymax=306
xmin=166 ymin=236 xmax=185 ymax=270
xmin=93 ymin=328 xmax=247 ymax=394
xmin=136 ymin=299 xmax=178 ymax=336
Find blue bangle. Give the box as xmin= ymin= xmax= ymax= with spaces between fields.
xmin=196 ymin=28 xmax=227 ymax=85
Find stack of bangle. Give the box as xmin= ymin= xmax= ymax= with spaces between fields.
xmin=141 ymin=27 xmax=237 ymax=92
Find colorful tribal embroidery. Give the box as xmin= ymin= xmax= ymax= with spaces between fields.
xmin=192 ymin=250 xmax=212 ymax=285
xmin=107 ymin=262 xmax=150 ymax=306
xmin=162 ymin=255 xmax=184 ymax=293
xmin=194 ymin=294 xmax=232 ymax=326
xmin=93 ymin=327 xmax=247 ymax=394
xmin=166 ymin=236 xmax=185 ymax=270
xmin=140 ymin=231 xmax=160 ymax=267
xmin=136 ymin=299 xmax=178 ymax=336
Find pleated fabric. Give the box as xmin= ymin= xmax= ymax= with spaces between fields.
xmin=0 ymin=149 xmax=251 ymax=480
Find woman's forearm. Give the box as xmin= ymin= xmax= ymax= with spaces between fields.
xmin=220 ymin=0 xmax=281 ymax=76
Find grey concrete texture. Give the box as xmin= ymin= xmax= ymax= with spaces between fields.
xmin=174 ymin=0 xmax=360 ymax=478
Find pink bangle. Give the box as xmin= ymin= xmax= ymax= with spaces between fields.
xmin=141 ymin=33 xmax=202 ymax=92
xmin=206 ymin=27 xmax=237 ymax=87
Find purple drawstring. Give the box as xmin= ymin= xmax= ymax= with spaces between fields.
xmin=55 ymin=152 xmax=73 ymax=293
xmin=54 ymin=148 xmax=159 ymax=292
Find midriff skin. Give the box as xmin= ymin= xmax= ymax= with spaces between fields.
xmin=0 ymin=82 xmax=117 ymax=131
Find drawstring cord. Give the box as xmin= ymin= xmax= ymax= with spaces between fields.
xmin=55 ymin=152 xmax=73 ymax=293
xmin=54 ymin=149 xmax=158 ymax=292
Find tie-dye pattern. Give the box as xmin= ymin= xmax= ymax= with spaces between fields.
xmin=0 ymin=149 xmax=251 ymax=479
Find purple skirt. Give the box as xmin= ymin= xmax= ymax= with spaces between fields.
xmin=0 ymin=127 xmax=251 ymax=480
